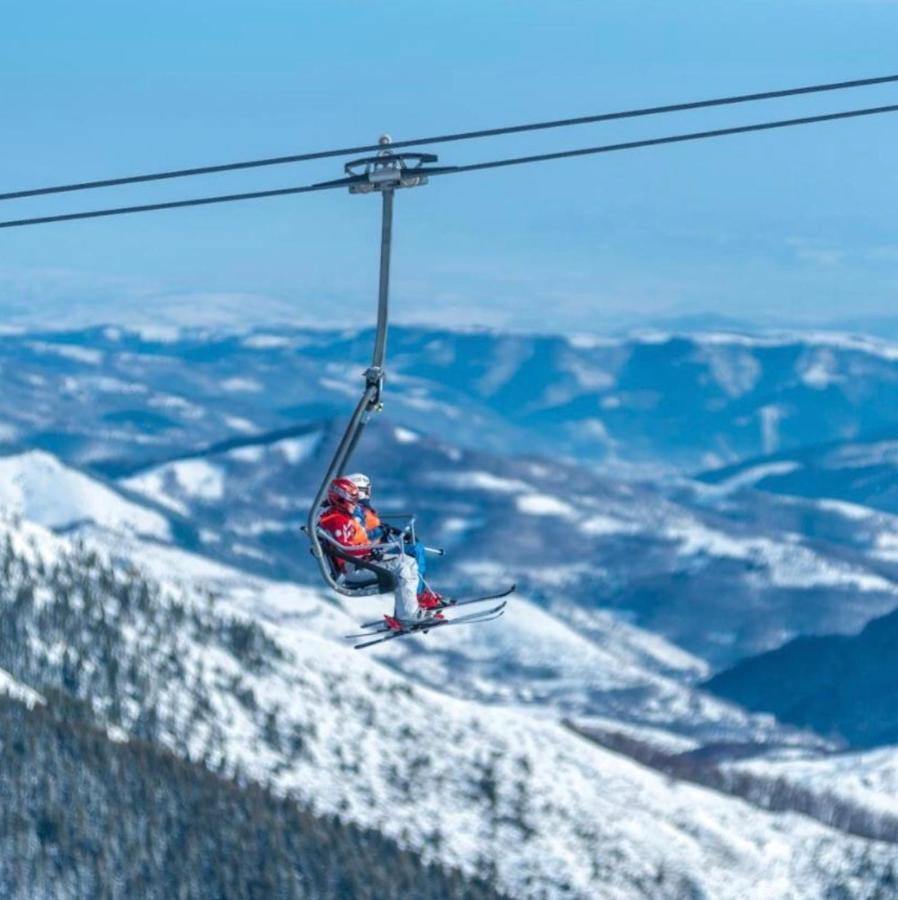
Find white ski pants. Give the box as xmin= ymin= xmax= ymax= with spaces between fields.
xmin=343 ymin=553 xmax=421 ymax=623
xmin=383 ymin=553 xmax=421 ymax=623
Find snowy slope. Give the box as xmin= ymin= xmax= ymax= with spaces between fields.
xmin=0 ymin=450 xmax=171 ymax=539
xmin=115 ymin=419 xmax=898 ymax=667
xmin=0 ymin=666 xmax=44 ymax=708
xmin=726 ymin=747 xmax=898 ymax=823
xmin=0 ymin=447 xmax=802 ymax=742
xmin=699 ymin=426 xmax=898 ymax=520
xmin=350 ymin=592 xmax=797 ymax=745
xmin=0 ymin=512 xmax=895 ymax=899
xmin=82 ymin=522 xmax=803 ymax=748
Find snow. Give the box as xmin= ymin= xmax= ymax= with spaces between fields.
xmin=434 ymin=471 xmax=532 ymax=493
xmin=581 ymin=513 xmax=640 ymax=536
xmin=0 ymin=452 xmax=171 ymax=540
xmin=274 ymin=432 xmax=320 ymax=463
xmin=441 ymin=516 xmax=474 ymax=534
xmin=135 ymin=325 xmax=182 ymax=343
xmin=221 ymin=432 xmax=320 ymax=465
xmin=74 ymin=533 xmax=891 ymax=898
xmin=874 ymin=531 xmax=898 ymax=562
xmin=227 ymin=445 xmax=265 ymax=463
xmin=713 ymin=461 xmax=801 ymax=493
xmin=576 ymin=418 xmax=614 ymax=445
xmin=26 ymin=341 xmax=103 ymax=365
xmin=477 ymin=340 xmax=529 ymax=395
xmin=0 ymin=666 xmax=45 ymax=708
xmin=824 ymin=440 xmax=898 ymax=470
xmin=231 ymin=542 xmax=273 ymax=562
xmin=75 ymin=375 xmax=147 ymax=394
xmin=148 ymin=393 xmax=204 ymax=418
xmin=125 ymin=459 xmax=224 ymax=506
xmin=566 ymin=332 xmax=618 ymax=349
xmin=393 ymin=426 xmax=419 ymax=444
xmin=242 ymin=333 xmax=294 ymax=349
xmin=224 ymin=415 xmax=257 ymax=433
xmin=799 ymin=349 xmax=843 ymax=389
xmin=703 ymin=346 xmax=761 ymax=398
xmin=2 ymin=401 xmax=897 ymax=897
xmin=319 ymin=376 xmax=361 ymax=398
xmin=4 ymin=503 xmax=893 ymax=899
xmin=728 ymin=746 xmax=898 ymax=820
xmin=168 ymin=460 xmax=225 ymax=501
xmin=573 ymin=716 xmax=701 ymax=754
xmin=759 ymin=404 xmax=784 ymax=454
xmin=676 ymin=330 xmax=898 ymax=362
xmin=664 ymin=517 xmax=897 ymax=593
xmin=120 ymin=469 xmax=189 ymax=516
xmin=565 ymin=359 xmax=615 ymax=390
xmin=516 ymin=493 xmax=575 ymax=517
xmin=220 ymin=377 xmax=262 ymax=392
xmin=815 ymin=498 xmax=879 ymax=521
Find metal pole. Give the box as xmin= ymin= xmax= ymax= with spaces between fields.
xmin=305 ymin=187 xmax=397 ymax=588
xmin=371 ymin=188 xmax=394 ymax=371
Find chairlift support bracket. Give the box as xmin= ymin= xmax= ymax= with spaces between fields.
xmin=305 ymin=137 xmax=441 ymax=596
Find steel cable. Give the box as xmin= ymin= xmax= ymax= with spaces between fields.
xmin=1 ymin=101 xmax=896 ymax=229
xmin=1 ymin=73 xmax=896 ymax=202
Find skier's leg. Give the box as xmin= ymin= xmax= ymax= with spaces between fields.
xmin=404 ymin=540 xmax=427 ymax=591
xmin=390 ymin=554 xmax=421 ymax=624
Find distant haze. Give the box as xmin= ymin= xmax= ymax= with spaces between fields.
xmin=2 ymin=2 xmax=897 ymax=333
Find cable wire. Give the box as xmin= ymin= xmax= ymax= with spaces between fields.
xmin=1 ymin=73 xmax=897 ymax=202
xmin=431 ymin=102 xmax=898 ymax=177
xmin=0 ymin=179 xmax=347 ymax=229
xmin=1 ymin=102 xmax=896 ymax=230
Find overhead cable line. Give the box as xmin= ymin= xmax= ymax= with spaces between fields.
xmin=0 ymin=178 xmax=349 ymax=229
xmin=2 ymin=102 xmax=897 ymax=230
xmin=1 ymin=73 xmax=897 ymax=203
xmin=429 ymin=102 xmax=898 ymax=177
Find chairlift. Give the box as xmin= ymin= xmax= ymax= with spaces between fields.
xmin=303 ymin=138 xmax=441 ymax=597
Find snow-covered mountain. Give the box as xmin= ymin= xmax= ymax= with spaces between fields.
xmin=4 ymin=323 xmax=898 ymax=895
xmin=705 ymin=604 xmax=898 ymax=748
xmin=112 ymin=417 xmax=898 ymax=668
xmin=700 ymin=425 xmax=898 ymax=519
xmin=0 ymin=504 xmax=896 ymax=898
xmin=0 ymin=447 xmax=805 ymax=747
xmin=722 ymin=745 xmax=898 ymax=841
xmin=4 ymin=324 xmax=898 ymax=474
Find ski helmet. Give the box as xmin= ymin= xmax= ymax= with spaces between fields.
xmin=347 ymin=472 xmax=371 ymax=500
xmin=327 ymin=477 xmax=360 ymax=512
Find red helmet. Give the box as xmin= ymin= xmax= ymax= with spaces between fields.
xmin=327 ymin=477 xmax=360 ymax=512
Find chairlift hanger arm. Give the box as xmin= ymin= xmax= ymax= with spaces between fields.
xmin=305 ymin=140 xmax=436 ymax=595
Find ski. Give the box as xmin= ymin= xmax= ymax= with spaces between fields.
xmin=357 ymin=583 xmax=516 ymax=630
xmin=346 ymin=600 xmax=508 ymax=640
xmin=351 ymin=602 xmax=507 ymax=650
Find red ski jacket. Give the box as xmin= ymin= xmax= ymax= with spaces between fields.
xmin=318 ymin=506 xmax=370 ymax=571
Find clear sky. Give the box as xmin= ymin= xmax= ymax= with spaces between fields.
xmin=2 ymin=0 xmax=897 ymax=334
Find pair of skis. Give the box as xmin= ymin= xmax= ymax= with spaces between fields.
xmin=346 ymin=584 xmax=515 ymax=650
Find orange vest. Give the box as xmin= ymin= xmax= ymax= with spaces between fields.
xmin=362 ymin=504 xmax=382 ymax=532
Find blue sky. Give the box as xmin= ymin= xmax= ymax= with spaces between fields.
xmin=2 ymin=0 xmax=897 ymax=333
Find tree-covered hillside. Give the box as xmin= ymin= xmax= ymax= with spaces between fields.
xmin=0 ymin=692 xmax=501 ymax=900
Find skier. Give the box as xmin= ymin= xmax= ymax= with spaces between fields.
xmin=346 ymin=473 xmax=386 ymax=540
xmin=346 ymin=472 xmax=429 ymax=587
xmin=318 ymin=477 xmax=443 ymax=631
